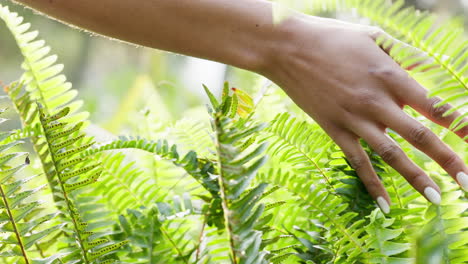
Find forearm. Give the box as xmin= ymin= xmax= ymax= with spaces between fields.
xmin=13 ymin=0 xmax=299 ymax=73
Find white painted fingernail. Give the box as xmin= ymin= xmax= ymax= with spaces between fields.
xmin=424 ymin=187 xmax=441 ymax=205
xmin=377 ymin=196 xmax=390 ymax=214
xmin=456 ymin=172 xmax=468 ymax=192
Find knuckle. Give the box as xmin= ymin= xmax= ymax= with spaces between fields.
xmin=355 ymin=91 xmax=380 ymax=108
xmin=441 ymin=153 xmax=459 ymax=169
xmin=409 ymin=125 xmax=432 ymax=145
xmin=376 ymin=143 xmax=401 ymax=163
xmin=365 ymin=176 xmax=382 ymax=189
xmin=428 ymin=98 xmax=451 ymax=120
xmin=369 ymin=66 xmax=402 ymax=81
xmin=348 ymin=156 xmax=366 ymax=171
xmin=406 ymin=173 xmax=424 ymax=185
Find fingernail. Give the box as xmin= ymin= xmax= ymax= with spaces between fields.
xmin=376 ymin=196 xmax=390 ymax=214
xmin=424 ymin=187 xmax=441 ymax=205
xmin=456 ymin=172 xmax=468 ymax=192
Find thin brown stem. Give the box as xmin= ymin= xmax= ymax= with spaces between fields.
xmin=160 ymin=226 xmax=189 ymax=264
xmin=0 ymin=184 xmax=30 ymax=264
xmin=195 ymin=216 xmax=207 ymax=262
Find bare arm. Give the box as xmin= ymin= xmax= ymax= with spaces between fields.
xmin=13 ymin=0 xmax=468 ymax=212
xmin=14 ymin=0 xmax=290 ymax=73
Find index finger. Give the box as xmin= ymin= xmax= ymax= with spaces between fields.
xmin=401 ymin=79 xmax=468 ymax=141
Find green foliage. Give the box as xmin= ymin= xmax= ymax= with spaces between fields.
xmin=94 ymin=153 xmax=159 ymax=213
xmin=81 ymin=137 xmax=220 ymax=198
xmin=35 ymin=105 xmax=127 ymax=263
xmin=116 ymin=203 xmax=197 ymax=264
xmin=262 ymin=113 xmax=335 ymax=189
xmin=208 ymin=89 xmax=269 ymax=263
xmin=0 ymin=1 xmax=467 ymax=264
xmin=0 ymin=107 xmax=62 ymax=264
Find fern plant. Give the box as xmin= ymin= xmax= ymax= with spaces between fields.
xmin=0 ymin=106 xmax=62 ymax=264
xmin=0 ymin=0 xmax=467 ymax=263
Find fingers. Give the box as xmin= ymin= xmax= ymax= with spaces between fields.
xmin=409 ymin=90 xmax=468 ymax=141
xmin=355 ymin=123 xmax=442 ymax=204
xmin=381 ymin=65 xmax=468 ymax=141
xmin=331 ymin=131 xmax=391 ymax=213
xmin=380 ymin=106 xmax=468 ymax=191
xmin=368 ymin=30 xmax=466 ymax=138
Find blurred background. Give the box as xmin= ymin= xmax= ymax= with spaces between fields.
xmin=0 ymin=0 xmax=467 ymax=133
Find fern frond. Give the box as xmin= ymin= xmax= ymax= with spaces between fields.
xmin=82 ymin=137 xmax=220 ymax=198
xmin=364 ymin=209 xmax=412 ymax=263
xmin=0 ymin=108 xmax=63 ymax=263
xmin=264 ymin=113 xmax=335 ymax=189
xmin=258 ymin=168 xmax=372 ymax=262
xmin=1 ymin=3 xmax=90 ymax=202
xmin=169 ymin=118 xmax=215 ymax=159
xmin=416 ymin=182 xmax=468 ymax=263
xmin=0 ymin=5 xmax=88 ymax=124
xmin=288 ymin=225 xmax=335 ymax=263
xmin=80 ymin=137 xmax=227 ymax=233
xmin=328 ymin=149 xmax=376 ymax=217
xmin=32 ymin=106 xmax=126 ymax=263
xmin=117 ymin=203 xmax=199 ymax=264
xmin=206 ymin=85 xmax=289 ymax=264
xmin=0 ymin=126 xmax=41 ymax=145
xmin=92 ymin=152 xmax=161 ymax=213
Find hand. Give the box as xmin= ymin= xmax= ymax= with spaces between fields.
xmin=261 ymin=15 xmax=468 ymax=212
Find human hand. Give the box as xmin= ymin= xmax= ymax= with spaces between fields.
xmin=261 ymin=16 xmax=468 ymax=213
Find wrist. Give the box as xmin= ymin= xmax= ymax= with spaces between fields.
xmin=257 ymin=14 xmax=373 ymax=80
xmin=226 ymin=2 xmax=303 ymax=75
xmin=255 ymin=14 xmax=318 ymax=79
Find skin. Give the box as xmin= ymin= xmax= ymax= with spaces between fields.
xmin=12 ymin=0 xmax=468 ymax=208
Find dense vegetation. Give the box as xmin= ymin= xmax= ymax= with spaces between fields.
xmin=0 ymin=0 xmax=467 ymax=263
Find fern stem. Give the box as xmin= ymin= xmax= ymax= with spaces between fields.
xmin=0 ymin=185 xmax=31 ymax=264
xmin=40 ymin=124 xmax=90 ymax=264
xmin=148 ymin=212 xmax=155 ymax=264
xmin=217 ymin=173 xmax=238 ymax=264
xmin=160 ymin=226 xmax=189 ymax=264
xmin=423 ymin=49 xmax=468 ymax=98
xmin=213 ymin=115 xmax=238 ymax=264
xmin=194 ymin=216 xmax=207 ymax=262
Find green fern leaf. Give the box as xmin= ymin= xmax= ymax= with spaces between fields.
xmin=0 ymin=108 xmax=62 ymax=264
xmin=34 ymin=105 xmax=126 ymax=263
